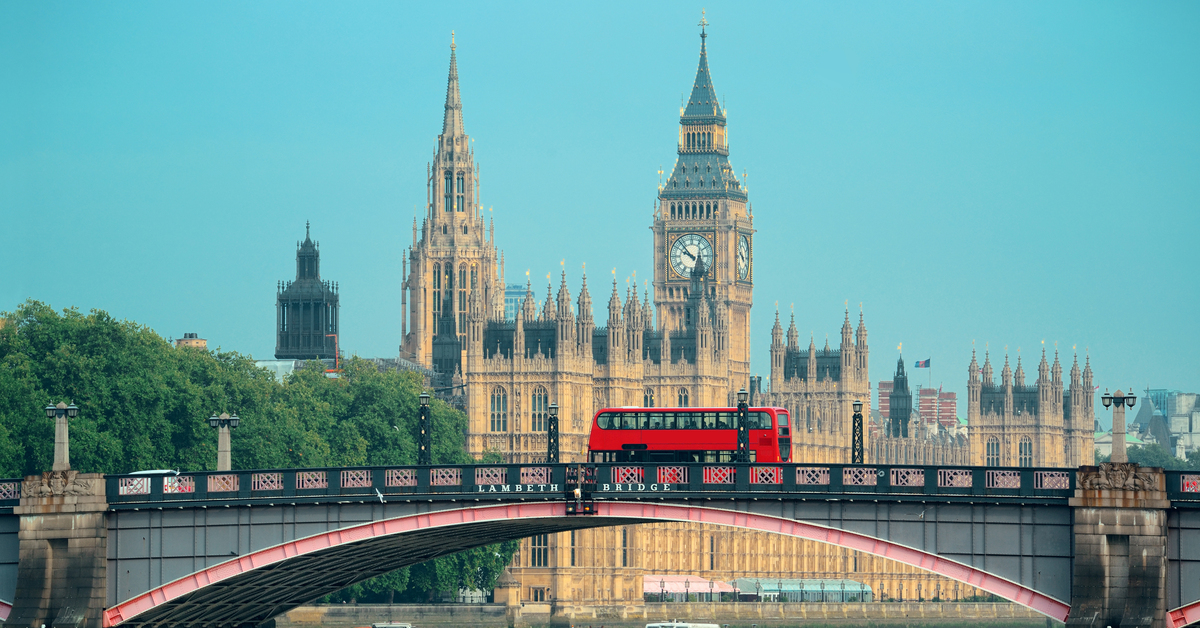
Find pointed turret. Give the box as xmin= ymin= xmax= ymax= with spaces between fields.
xmin=1014 ymin=355 xmax=1025 ymax=387
xmin=1002 ymin=354 xmax=1013 ymax=387
xmin=683 ymin=24 xmax=724 ymax=122
xmin=577 ymin=272 xmax=593 ymax=355
xmin=521 ymin=281 xmax=537 ymax=322
xmin=855 ymin=308 xmax=869 ymax=382
xmin=982 ymin=351 xmax=994 ymax=384
xmin=807 ymin=335 xmax=817 ymax=384
xmin=442 ymin=33 xmax=465 ymax=137
xmin=786 ymin=313 xmax=799 ymax=349
xmin=542 ymin=281 xmax=555 ymax=321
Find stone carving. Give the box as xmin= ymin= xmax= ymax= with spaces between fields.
xmin=21 ymin=470 xmax=96 ymax=498
xmin=1079 ymin=462 xmax=1160 ymax=491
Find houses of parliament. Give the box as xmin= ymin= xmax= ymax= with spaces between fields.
xmin=361 ymin=25 xmax=1095 ymax=605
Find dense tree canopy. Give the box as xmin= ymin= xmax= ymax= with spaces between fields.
xmin=1097 ymin=443 xmax=1200 ymax=471
xmin=0 ymin=300 xmax=515 ymax=601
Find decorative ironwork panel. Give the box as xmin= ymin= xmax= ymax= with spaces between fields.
xmin=751 ymin=467 xmax=782 ymax=485
xmin=207 ymin=474 xmax=239 ymax=492
xmin=475 ymin=467 xmax=507 ymax=485
xmin=296 ymin=471 xmax=328 ymax=490
xmin=163 ymin=475 xmax=195 ymax=494
xmin=890 ymin=468 xmax=925 ymax=488
xmin=703 ymin=466 xmax=735 ymax=484
xmin=431 ymin=468 xmax=462 ymax=486
xmin=843 ymin=467 xmax=878 ymax=486
xmin=795 ymin=467 xmax=831 ymax=485
xmin=386 ymin=469 xmax=417 ymax=487
xmin=1035 ymin=471 xmax=1070 ymax=490
xmin=521 ymin=467 xmax=550 ymax=484
xmin=252 ymin=472 xmax=284 ymax=491
xmin=657 ymin=466 xmax=687 ymax=484
xmin=612 ymin=466 xmax=644 ymax=484
xmin=0 ymin=482 xmax=19 ymax=499
xmin=938 ymin=469 xmax=973 ymax=488
xmin=119 ymin=477 xmax=151 ymax=496
xmin=986 ymin=470 xmax=1021 ymax=489
xmin=1184 ymin=475 xmax=1200 ymax=493
xmin=340 ymin=469 xmax=371 ymax=489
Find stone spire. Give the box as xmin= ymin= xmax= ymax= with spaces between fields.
xmin=786 ymin=312 xmax=799 ymax=349
xmin=982 ymin=350 xmax=994 ymax=384
xmin=442 ymin=32 xmax=465 ymax=137
xmin=1014 ymin=354 xmax=1025 ymax=387
xmin=683 ymin=14 xmax=724 ymax=122
xmin=542 ymin=280 xmax=555 ymax=321
xmin=771 ymin=309 xmax=783 ymax=346
xmin=1002 ymin=354 xmax=1012 ymax=387
xmin=969 ymin=347 xmax=980 ymax=384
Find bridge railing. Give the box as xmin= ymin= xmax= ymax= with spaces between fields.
xmin=103 ymin=463 xmax=1081 ymax=505
xmin=0 ymin=478 xmax=20 ymax=508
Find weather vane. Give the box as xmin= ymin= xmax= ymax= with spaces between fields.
xmin=451 ymin=31 xmax=456 ymax=52
xmin=699 ymin=9 xmax=708 ymax=35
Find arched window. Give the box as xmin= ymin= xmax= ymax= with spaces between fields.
xmin=470 ymin=264 xmax=478 ymax=289
xmin=1019 ymin=436 xmax=1033 ymax=467
xmin=443 ymin=171 xmax=452 ymax=212
xmin=643 ymin=388 xmax=654 ymax=408
xmin=678 ymin=388 xmax=689 ymax=407
xmin=432 ymin=263 xmax=441 ymax=334
xmin=531 ymin=386 xmax=549 ymax=431
xmin=986 ymin=437 xmax=1000 ymax=466
xmin=490 ymin=387 xmax=508 ymax=432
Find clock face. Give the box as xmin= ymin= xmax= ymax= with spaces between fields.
xmin=669 ymin=233 xmax=714 ymax=278
xmin=737 ymin=235 xmax=750 ymax=280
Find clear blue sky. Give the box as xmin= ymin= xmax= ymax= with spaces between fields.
xmin=3 ymin=2 xmax=1198 ymax=426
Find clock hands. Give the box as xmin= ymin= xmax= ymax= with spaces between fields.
xmin=683 ymin=249 xmax=697 ymax=262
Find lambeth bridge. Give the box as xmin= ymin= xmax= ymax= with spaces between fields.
xmin=4 ymin=461 xmax=1200 ymax=628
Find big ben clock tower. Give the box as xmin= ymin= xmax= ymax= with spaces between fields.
xmin=653 ymin=17 xmax=753 ymax=389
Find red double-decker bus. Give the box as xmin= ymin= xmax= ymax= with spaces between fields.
xmin=587 ymin=407 xmax=792 ymax=463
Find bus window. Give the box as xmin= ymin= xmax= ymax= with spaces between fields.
xmin=714 ymin=412 xmax=729 ymax=429
xmin=778 ymin=412 xmax=790 ymax=429
xmin=680 ymin=412 xmax=698 ymax=429
xmin=597 ymin=413 xmax=612 ymax=429
xmin=648 ymin=413 xmax=664 ymax=429
xmin=662 ymin=412 xmax=678 ymax=429
xmin=701 ymin=412 xmax=718 ymax=429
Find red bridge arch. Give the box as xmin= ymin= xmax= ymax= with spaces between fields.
xmin=104 ymin=501 xmax=1070 ymax=627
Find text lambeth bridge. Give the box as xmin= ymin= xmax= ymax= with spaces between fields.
xmin=4 ymin=461 xmax=1200 ymax=628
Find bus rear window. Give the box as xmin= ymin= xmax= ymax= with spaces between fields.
xmin=778 ymin=412 xmax=789 ymax=427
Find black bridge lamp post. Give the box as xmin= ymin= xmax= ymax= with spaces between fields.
xmin=418 ymin=392 xmax=431 ymax=466
xmin=547 ymin=403 xmax=560 ymax=463
xmin=1101 ymin=388 xmax=1137 ymax=464
xmin=206 ymin=412 xmax=240 ymax=471
xmin=660 ymin=578 xmax=666 ymax=602
xmin=45 ymin=402 xmax=80 ymax=471
xmin=851 ymin=400 xmax=864 ymax=464
xmin=736 ymin=388 xmax=750 ymax=463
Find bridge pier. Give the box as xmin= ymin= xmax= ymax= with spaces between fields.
xmin=1069 ymin=463 xmax=1168 ymax=628
xmin=10 ymin=471 xmax=108 ymax=628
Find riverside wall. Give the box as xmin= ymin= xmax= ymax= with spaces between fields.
xmin=274 ymin=602 xmax=1054 ymax=628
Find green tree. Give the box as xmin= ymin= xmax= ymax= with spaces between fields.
xmin=0 ymin=300 xmax=517 ymax=602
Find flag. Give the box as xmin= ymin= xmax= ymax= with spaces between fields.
xmin=914 ymin=359 xmax=930 ymax=368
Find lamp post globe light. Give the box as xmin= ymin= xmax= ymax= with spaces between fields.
xmin=1101 ymin=388 xmax=1137 ymax=463
xmin=736 ymin=388 xmax=750 ymax=463
xmin=418 ymin=392 xmax=432 ymax=466
xmin=207 ymin=412 xmax=240 ymax=471
xmin=851 ymin=400 xmax=864 ymax=464
xmin=45 ymin=402 xmax=80 ymax=471
xmin=547 ymin=403 xmax=560 ymax=463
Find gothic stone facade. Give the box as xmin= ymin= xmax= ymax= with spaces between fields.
xmin=967 ymin=348 xmax=1095 ymax=468
xmin=400 ymin=31 xmax=984 ymax=607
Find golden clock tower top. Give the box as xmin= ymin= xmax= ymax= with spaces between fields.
xmin=652 ymin=20 xmax=754 ymax=392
